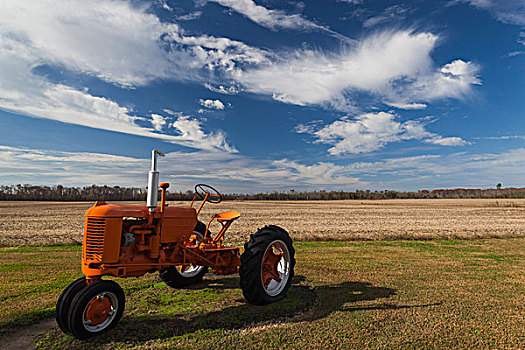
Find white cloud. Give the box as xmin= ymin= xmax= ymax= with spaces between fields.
xmin=346 ymin=148 xmax=525 ymax=189
xmin=166 ymin=30 xmax=270 ymax=72
xmin=199 ymin=99 xmax=225 ymax=110
xmin=0 ymin=2 xmax=482 ymax=132
xmin=176 ymin=11 xmax=202 ymax=21
xmin=0 ymin=37 xmax=168 ymax=139
xmin=0 ymin=146 xmax=144 ymax=186
xmin=441 ymin=60 xmax=481 ymax=83
xmin=504 ymin=51 xmax=525 ymax=57
xmin=338 ymin=0 xmax=363 ymax=4
xmin=298 ymin=111 xmax=470 ymax=155
xmin=0 ymin=146 xmax=363 ymax=190
xmin=0 ymin=37 xmax=235 ymax=152
xmin=208 ymin=0 xmax=355 ymax=43
xmin=204 ymin=83 xmax=240 ymax=95
xmin=362 ymin=5 xmax=411 ymax=28
xmin=157 ymin=0 xmax=172 ymax=11
xmin=272 ymin=93 xmax=306 ymax=106
xmin=0 ymin=0 xmax=258 ymax=151
xmin=272 ymin=159 xmax=361 ymax=186
xmin=0 ymin=0 xmax=176 ymax=87
xmin=0 ymin=0 xmax=269 ymax=87
xmin=150 ymin=114 xmax=167 ymax=131
xmin=2 ymin=145 xmax=525 ymax=191
xmin=208 ymin=0 xmax=322 ymax=31
xmin=519 ymin=31 xmax=525 ymax=46
xmin=456 ymin=0 xmax=525 ymax=26
xmin=385 ymin=102 xmax=427 ymax=110
xmin=169 ymin=114 xmax=237 ymax=152
xmin=477 ymin=135 xmax=525 ymax=140
xmin=425 ymin=136 xmax=470 ymax=146
xmin=239 ymin=30 xmax=481 ymax=111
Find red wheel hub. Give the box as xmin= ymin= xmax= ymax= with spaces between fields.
xmin=261 ymin=246 xmax=283 ymax=289
xmin=84 ymin=295 xmax=112 ymax=326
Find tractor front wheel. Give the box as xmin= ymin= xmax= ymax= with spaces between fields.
xmin=239 ymin=225 xmax=295 ymax=305
xmin=56 ymin=277 xmax=87 ymax=334
xmin=68 ymin=280 xmax=125 ymax=340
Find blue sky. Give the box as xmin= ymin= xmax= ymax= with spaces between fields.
xmin=0 ymin=0 xmax=524 ymax=192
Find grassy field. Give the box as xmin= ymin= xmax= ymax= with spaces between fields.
xmin=0 ymin=200 xmax=524 ymax=349
xmin=0 ymin=238 xmax=524 ymax=349
xmin=1 ymin=199 xmax=524 ymax=246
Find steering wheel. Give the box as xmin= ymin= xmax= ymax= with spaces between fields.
xmin=194 ymin=184 xmax=222 ymax=204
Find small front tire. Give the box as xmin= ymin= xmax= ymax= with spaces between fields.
xmin=56 ymin=277 xmax=87 ymax=334
xmin=68 ymin=280 xmax=125 ymax=340
xmin=239 ymin=225 xmax=295 ymax=305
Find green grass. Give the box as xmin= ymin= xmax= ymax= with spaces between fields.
xmin=1 ymin=239 xmax=524 ymax=349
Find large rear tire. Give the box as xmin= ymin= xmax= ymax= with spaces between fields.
xmin=68 ymin=280 xmax=125 ymax=340
xmin=56 ymin=277 xmax=87 ymax=334
xmin=239 ymin=225 xmax=295 ymax=305
xmin=159 ymin=221 xmax=209 ymax=288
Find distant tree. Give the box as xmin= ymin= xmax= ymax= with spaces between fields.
xmin=497 ymin=183 xmax=502 ymax=190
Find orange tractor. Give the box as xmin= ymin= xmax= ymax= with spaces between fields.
xmin=56 ymin=150 xmax=295 ymax=340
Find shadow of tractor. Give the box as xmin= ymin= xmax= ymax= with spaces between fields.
xmin=83 ymin=275 xmax=406 ymax=344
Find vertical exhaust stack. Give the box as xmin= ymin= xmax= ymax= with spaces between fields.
xmin=147 ymin=150 xmax=165 ymax=212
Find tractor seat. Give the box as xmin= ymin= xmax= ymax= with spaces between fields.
xmin=212 ymin=211 xmax=241 ymax=222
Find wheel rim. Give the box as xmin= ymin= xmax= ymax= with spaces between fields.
xmin=261 ymin=240 xmax=291 ymax=297
xmin=177 ymin=231 xmax=205 ymax=278
xmin=82 ymin=291 xmax=118 ymax=333
xmin=177 ymin=264 xmax=204 ymax=277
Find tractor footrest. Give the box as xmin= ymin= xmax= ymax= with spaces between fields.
xmin=200 ymin=247 xmax=240 ymax=253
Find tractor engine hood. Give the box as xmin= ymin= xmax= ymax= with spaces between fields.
xmin=86 ymin=202 xmax=197 ymax=219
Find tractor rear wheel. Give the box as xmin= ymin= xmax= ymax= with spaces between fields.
xmin=159 ymin=221 xmax=209 ymax=288
xmin=239 ymin=225 xmax=295 ymax=305
xmin=56 ymin=276 xmax=87 ymax=334
xmin=68 ymin=280 xmax=125 ymax=340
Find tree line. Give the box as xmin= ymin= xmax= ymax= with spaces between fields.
xmin=1 ymin=184 xmax=524 ymax=201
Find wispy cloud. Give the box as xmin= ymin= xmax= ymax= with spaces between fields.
xmin=502 ymin=51 xmax=525 ymax=57
xmin=0 ymin=0 xmax=257 ymax=150
xmin=169 ymin=114 xmax=237 ymax=152
xmin=519 ymin=31 xmax=525 ymax=46
xmin=454 ymin=0 xmax=525 ymax=26
xmin=208 ymin=0 xmax=323 ymax=31
xmin=0 ymin=0 xmax=269 ymax=87
xmin=347 ymin=148 xmax=525 ymax=189
xmin=0 ymin=146 xmax=362 ymax=190
xmin=338 ymin=0 xmax=363 ymax=4
xmin=239 ymin=30 xmax=481 ymax=112
xmin=2 ymin=145 xmax=524 ymax=191
xmin=476 ymin=135 xmax=525 ymax=140
xmin=362 ymin=5 xmax=412 ymax=28
xmin=204 ymin=83 xmax=240 ymax=95
xmin=207 ymin=0 xmax=355 ymax=43
xmin=176 ymin=11 xmax=202 ymax=21
xmin=384 ymin=102 xmax=428 ymax=110
xmin=0 ymin=37 xmax=235 ymax=152
xmin=297 ymin=112 xmax=470 ymax=155
xmin=0 ymin=2 xmax=481 ymax=133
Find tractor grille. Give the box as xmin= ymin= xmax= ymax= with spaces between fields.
xmin=84 ymin=218 xmax=105 ymax=261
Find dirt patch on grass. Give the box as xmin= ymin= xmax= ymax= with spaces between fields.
xmin=0 ymin=318 xmax=54 ymax=350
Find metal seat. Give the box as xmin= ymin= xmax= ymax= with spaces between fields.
xmin=206 ymin=211 xmax=241 ymax=245
xmin=211 ymin=211 xmax=241 ymax=222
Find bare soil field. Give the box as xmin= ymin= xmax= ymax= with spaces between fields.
xmin=1 ymin=199 xmax=524 ymax=246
